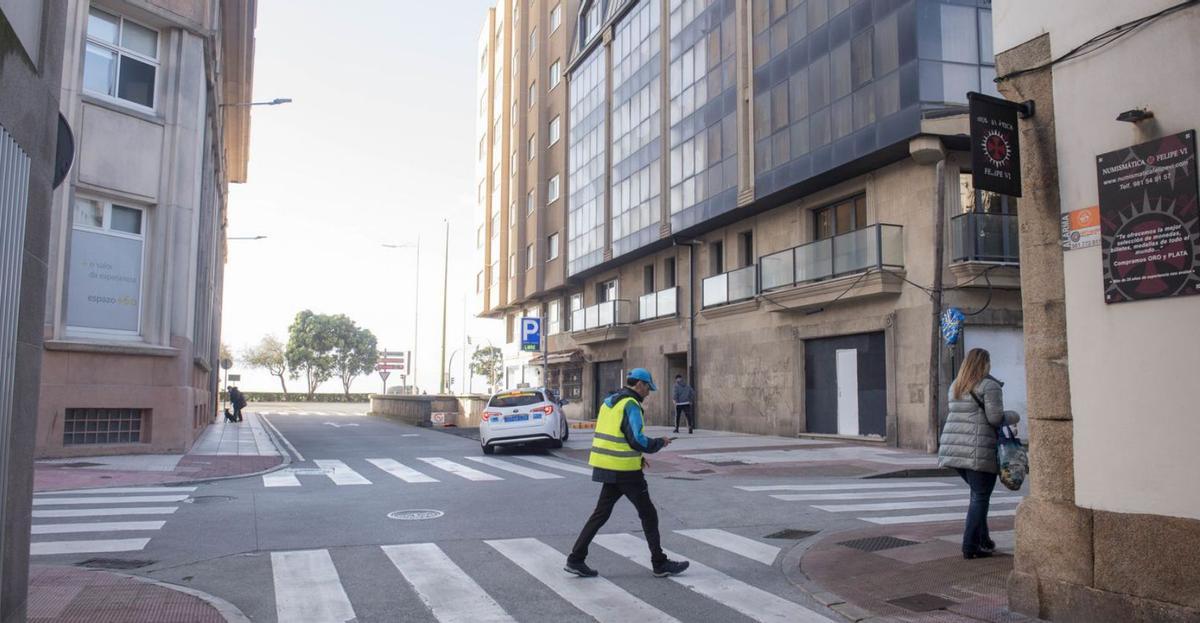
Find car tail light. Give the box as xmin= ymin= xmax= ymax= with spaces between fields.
xmin=482 ymin=411 xmax=500 ymax=421
xmin=533 ymin=405 xmax=555 ymax=415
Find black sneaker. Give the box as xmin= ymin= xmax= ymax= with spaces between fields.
xmin=652 ymin=558 xmax=689 ymax=577
xmin=564 ymin=560 xmax=598 ymax=577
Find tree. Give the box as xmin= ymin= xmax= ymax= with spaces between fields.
xmin=470 ymin=346 xmax=504 ymax=392
xmin=244 ymin=335 xmax=289 ymax=398
xmin=329 ymin=315 xmax=378 ymax=398
xmin=219 ymin=343 xmax=233 ymax=366
xmin=285 ymin=310 xmax=337 ymax=400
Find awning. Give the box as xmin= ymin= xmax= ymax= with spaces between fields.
xmin=529 ymin=350 xmax=583 ymax=366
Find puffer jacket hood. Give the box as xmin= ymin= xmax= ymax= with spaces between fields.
xmin=937 ymin=376 xmax=1019 ymax=473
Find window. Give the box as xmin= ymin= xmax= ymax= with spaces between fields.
xmin=509 ymin=201 xmax=517 ymax=225
xmin=84 ymin=8 xmax=159 ymax=109
xmin=548 ymin=175 xmax=560 ymax=202
xmin=477 ymin=224 xmax=484 ymax=247
xmin=598 ymin=279 xmax=618 ymax=302
xmin=529 ymin=27 xmax=537 ymax=56
xmin=509 ymin=253 xmax=517 ymax=276
xmin=513 ymin=2 xmax=519 ymax=22
xmin=529 ymin=81 xmax=537 ymax=108
xmin=510 ymin=149 xmax=517 ymax=172
xmin=814 ymin=195 xmax=868 ymax=240
xmin=527 ymin=189 xmax=535 ymax=215
xmin=476 ymin=270 xmax=483 ymax=293
xmin=64 ymin=408 xmax=145 ymax=445
xmin=480 ymin=49 xmax=488 ymax=72
xmin=477 ymin=180 xmax=485 ymax=203
xmin=550 ymin=4 xmax=562 ymax=32
xmin=567 ymin=293 xmax=583 ymax=330
xmin=548 ymin=299 xmax=561 ymax=334
xmin=739 ymin=231 xmax=754 ymax=267
xmin=547 ymin=232 xmax=560 ymax=260
xmin=664 ymin=257 xmax=677 ymax=288
xmin=526 ymin=243 xmax=535 ymax=270
xmin=528 ymin=134 xmax=536 ymax=161
xmin=549 ymin=115 xmax=561 ymax=145
xmin=490 ymin=261 xmax=499 ymax=285
xmin=710 ymin=241 xmax=724 ymax=276
xmin=643 ymin=265 xmax=655 ymax=295
xmin=68 ymin=197 xmax=145 ymax=334
xmin=490 ymin=212 xmax=500 ymax=237
xmin=959 ymin=172 xmax=1017 ymax=215
xmin=478 ymin=136 xmax=486 ymax=159
xmin=549 ymin=60 xmax=561 ymax=89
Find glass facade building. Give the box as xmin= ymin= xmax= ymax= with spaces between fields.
xmin=567 ymin=48 xmax=608 ymax=275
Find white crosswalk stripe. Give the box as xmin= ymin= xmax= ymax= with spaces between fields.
xmin=32 ymin=506 xmax=178 ymax=518
xmin=313 ymin=459 xmax=372 ymax=485
xmin=367 ymin=458 xmax=439 ymax=483
xmin=41 ymin=486 xmax=197 ymax=495
xmin=383 ymin=543 xmax=515 ymax=622
xmin=595 ymin=533 xmax=831 ymax=622
xmin=29 ymin=489 xmax=188 ymax=555
xmin=862 ymin=508 xmax=1018 ymax=525
xmin=487 ymin=538 xmax=679 ymax=623
xmin=263 ymin=470 xmax=301 ymax=487
xmin=769 ymin=489 xmax=970 ymax=502
xmin=31 ymin=538 xmax=151 ymax=556
xmin=33 ymin=494 xmax=190 ymax=506
xmin=736 ymin=482 xmax=953 ymax=492
xmin=32 ymin=521 xmax=165 ymax=535
xmin=675 ymin=529 xmax=780 ymax=565
xmin=512 ymin=454 xmax=593 ymax=475
xmin=464 ymin=456 xmax=562 ymax=479
xmin=417 ymin=457 xmax=504 ymax=481
xmin=813 ymin=496 xmax=1022 ymax=513
xmin=271 ymin=549 xmax=357 ymax=623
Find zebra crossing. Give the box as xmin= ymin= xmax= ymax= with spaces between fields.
xmin=736 ymin=479 xmax=1024 ymax=526
xmin=262 ymin=454 xmax=588 ymax=488
xmin=29 ymin=486 xmax=194 ymax=556
xmin=265 ymin=529 xmax=834 ymax=623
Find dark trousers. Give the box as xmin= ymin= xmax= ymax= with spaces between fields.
xmin=233 ymin=405 xmax=244 ymax=422
xmin=674 ymin=404 xmax=694 ymax=431
xmin=956 ymin=467 xmax=997 ymax=553
xmin=569 ymin=479 xmax=666 ymax=565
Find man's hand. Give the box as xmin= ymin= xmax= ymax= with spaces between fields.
xmin=661 ymin=436 xmax=673 ymax=447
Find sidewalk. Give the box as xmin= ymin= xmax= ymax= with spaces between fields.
xmin=27 ymin=565 xmax=245 ymax=622
xmin=34 ymin=412 xmax=285 ymax=492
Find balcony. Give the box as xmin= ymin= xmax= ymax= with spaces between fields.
xmin=638 ymin=287 xmax=678 ymax=322
xmin=758 ymin=224 xmax=906 ymax=310
xmin=570 ymin=299 xmax=633 ymax=344
xmin=948 ymin=213 xmax=1022 ymax=288
xmin=701 ymin=265 xmax=758 ymax=310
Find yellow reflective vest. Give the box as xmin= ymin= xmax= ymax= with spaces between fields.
xmin=588 ymin=396 xmax=643 ymax=471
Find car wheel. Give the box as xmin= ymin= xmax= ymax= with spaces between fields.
xmin=482 ymin=443 xmax=495 ymax=455
xmin=562 ymin=422 xmax=569 ymax=442
xmin=550 ymin=438 xmax=564 ymax=449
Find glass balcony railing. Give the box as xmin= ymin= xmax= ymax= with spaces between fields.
xmin=760 ymin=224 xmax=905 ymax=291
xmin=950 ymin=213 xmax=1020 ymax=264
xmin=638 ymin=287 xmax=679 ymax=321
xmin=570 ymin=299 xmax=633 ymax=332
xmin=701 ymin=265 xmax=758 ymax=308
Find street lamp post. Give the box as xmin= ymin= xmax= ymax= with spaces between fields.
xmin=219 ymin=98 xmax=293 ymax=107
xmin=438 ymin=219 xmax=450 ymax=394
xmin=383 ymin=238 xmax=420 ymax=392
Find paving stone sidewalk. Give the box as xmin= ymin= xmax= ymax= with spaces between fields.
xmin=27 ymin=565 xmax=244 ymax=623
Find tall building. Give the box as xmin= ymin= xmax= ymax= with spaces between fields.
xmin=476 ymin=0 xmax=1021 ymax=450
xmin=994 ymin=2 xmax=1200 ymax=621
xmin=34 ymin=0 xmax=257 ymax=457
xmin=0 ymin=1 xmax=69 ymax=617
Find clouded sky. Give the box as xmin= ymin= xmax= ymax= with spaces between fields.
xmin=223 ymin=0 xmax=502 ymax=394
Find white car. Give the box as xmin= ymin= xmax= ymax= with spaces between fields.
xmin=480 ymin=388 xmax=569 ymax=454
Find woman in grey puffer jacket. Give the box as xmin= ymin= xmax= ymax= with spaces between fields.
xmin=938 ymin=348 xmax=1020 ymax=559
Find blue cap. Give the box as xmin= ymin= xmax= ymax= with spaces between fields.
xmin=628 ymin=368 xmax=657 ymax=391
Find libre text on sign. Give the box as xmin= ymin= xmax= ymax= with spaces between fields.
xmin=1097 ymin=131 xmax=1199 ymax=304
xmin=968 ymin=92 xmax=1023 ymax=197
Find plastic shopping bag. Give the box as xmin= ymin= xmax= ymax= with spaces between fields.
xmin=997 ymin=425 xmax=1028 ymax=491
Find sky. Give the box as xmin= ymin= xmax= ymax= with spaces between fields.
xmin=222 ymin=0 xmax=502 ymax=395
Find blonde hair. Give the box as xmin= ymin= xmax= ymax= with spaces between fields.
xmin=952 ymin=348 xmax=991 ymax=400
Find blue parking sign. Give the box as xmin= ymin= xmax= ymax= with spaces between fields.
xmin=520 ymin=317 xmax=541 ymax=352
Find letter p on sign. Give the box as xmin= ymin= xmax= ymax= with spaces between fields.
xmin=520 ymin=317 xmax=541 ymax=352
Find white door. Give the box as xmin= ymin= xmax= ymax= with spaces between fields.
xmin=964 ymin=326 xmax=1027 ymax=439
xmin=836 ymin=349 xmax=860 ymax=436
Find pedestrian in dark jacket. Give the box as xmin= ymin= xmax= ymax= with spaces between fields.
xmin=671 ymin=375 xmax=695 ymax=433
xmin=938 ymin=348 xmax=1020 ymax=559
xmin=229 ymin=386 xmax=247 ymax=422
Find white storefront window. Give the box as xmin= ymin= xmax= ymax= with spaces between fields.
xmin=83 ymin=8 xmax=159 ymax=110
xmin=66 ymin=197 xmax=145 ymax=337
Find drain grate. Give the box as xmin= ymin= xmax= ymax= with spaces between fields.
xmin=388 ymin=509 xmax=444 ymax=521
xmin=765 ymin=529 xmax=817 ymax=540
xmin=837 ymin=536 xmax=919 ymax=552
xmin=887 ymin=593 xmax=958 ymax=612
xmin=184 ymin=495 xmax=236 ymax=504
xmin=55 ymin=462 xmax=105 ymax=468
xmin=77 ymin=558 xmax=155 ymax=570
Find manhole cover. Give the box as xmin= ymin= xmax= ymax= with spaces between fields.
xmin=887 ymin=593 xmax=958 ymax=612
xmin=765 ymin=529 xmax=817 ymax=540
xmin=184 ymin=495 xmax=236 ymax=504
xmin=388 ymin=509 xmax=444 ymax=521
xmin=77 ymin=558 xmax=155 ymax=570
xmin=837 ymin=535 xmax=919 ymax=552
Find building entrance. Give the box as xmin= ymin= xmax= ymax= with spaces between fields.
xmin=593 ymin=360 xmax=625 ymax=416
xmin=805 ymin=332 xmax=886 ymax=437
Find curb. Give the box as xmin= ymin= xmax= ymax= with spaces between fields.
xmin=779 ymin=526 xmax=875 ymax=623
xmin=569 ymin=421 xmax=596 ymax=429
xmin=114 ymin=570 xmax=252 ymax=623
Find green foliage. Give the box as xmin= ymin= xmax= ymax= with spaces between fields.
xmin=243 ymin=335 xmax=290 ymax=399
xmin=470 ymin=346 xmax=504 ymax=391
xmin=286 ymin=310 xmax=338 ymax=400
xmin=328 ymin=314 xmax=379 ymax=399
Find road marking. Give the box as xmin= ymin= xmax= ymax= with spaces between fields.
xmin=860 ymin=508 xmax=1018 ymax=525
xmin=36 ymin=487 xmax=197 ymax=495
xmin=367 ymin=458 xmax=439 ymax=483
xmin=260 ymin=414 xmax=304 ymax=462
xmin=487 ymin=538 xmax=679 ymax=623
xmin=736 ymin=482 xmax=954 ymax=492
xmin=770 ymin=490 xmax=969 ymax=502
xmin=464 ymin=457 xmax=563 ymax=479
xmin=511 ymin=455 xmax=592 ymax=475
xmin=263 ymin=470 xmax=302 ymax=487
xmin=417 ymin=457 xmax=503 ymax=481
xmin=32 ymin=507 xmax=179 ymax=518
xmin=323 ymin=422 xmax=359 ymax=428
xmin=401 ymin=434 xmax=421 ymax=437
xmin=675 ymin=529 xmax=780 ymax=565
xmin=31 ymin=521 xmax=166 ymax=534
xmin=271 ymin=549 xmax=357 ymax=623
xmin=594 ymin=534 xmax=831 ymax=623
xmin=30 ymin=538 xmax=151 ymax=556
xmin=33 ymin=495 xmax=190 ymax=506
xmin=814 ymin=497 xmax=1023 ymax=513
xmin=382 ymin=543 xmax=515 ymax=623
xmin=313 ymin=460 xmax=372 ymax=485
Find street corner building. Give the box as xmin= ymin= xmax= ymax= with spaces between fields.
xmin=473 ymin=0 xmax=1025 ymax=450
xmin=34 ymin=0 xmax=258 ymax=458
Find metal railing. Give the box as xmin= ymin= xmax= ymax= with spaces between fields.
xmin=701 ymin=265 xmax=758 ymax=308
xmin=760 ymin=224 xmax=904 ymax=291
xmin=638 ymin=287 xmax=679 ymax=321
xmin=570 ymin=299 xmax=633 ymax=332
xmin=950 ymin=213 xmax=1019 ymax=264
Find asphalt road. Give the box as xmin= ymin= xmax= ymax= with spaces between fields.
xmin=27 ymin=410 xmax=1004 ymax=622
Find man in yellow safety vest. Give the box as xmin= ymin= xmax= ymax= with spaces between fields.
xmin=564 ymin=368 xmax=689 ymax=578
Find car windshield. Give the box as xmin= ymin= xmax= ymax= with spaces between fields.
xmin=488 ymin=391 xmax=545 ymax=408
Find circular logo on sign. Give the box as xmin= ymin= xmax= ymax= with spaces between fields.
xmin=982 ymin=130 xmax=1012 ymax=168
xmin=1103 ymin=197 xmax=1200 ymax=302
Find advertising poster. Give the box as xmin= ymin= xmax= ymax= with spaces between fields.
xmin=65 ymin=229 xmax=143 ymax=331
xmin=1097 ymin=131 xmax=1200 ymax=304
xmin=1061 ymin=206 xmax=1101 ymax=250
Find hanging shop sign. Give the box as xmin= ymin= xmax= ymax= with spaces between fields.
xmin=1097 ymin=130 xmax=1200 ymax=304
xmin=968 ymin=92 xmax=1031 ymax=198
